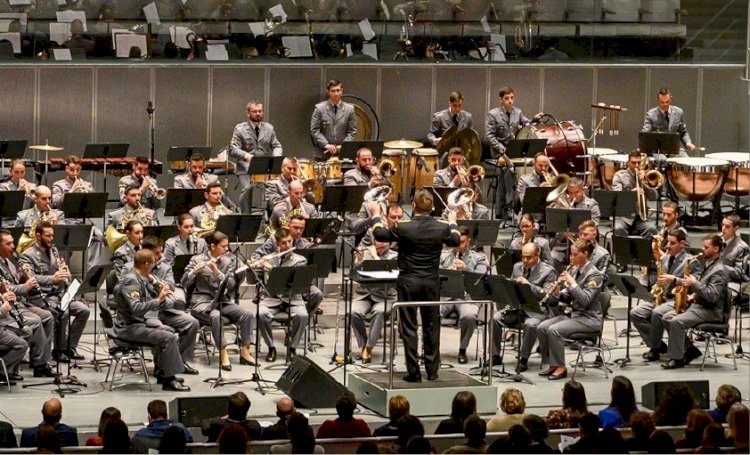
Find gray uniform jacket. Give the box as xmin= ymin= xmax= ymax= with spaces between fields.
xmin=189 ymin=202 xmax=234 ymax=226
xmin=0 ymin=180 xmax=35 ymax=208
xmin=343 ymin=167 xmax=371 ymax=186
xmin=433 ymin=167 xmax=458 ymax=188
xmin=163 ymin=235 xmax=208 ymax=266
xmin=19 ymin=244 xmax=65 ymax=296
xmin=51 ymin=177 xmax=93 ymax=209
xmin=427 ymin=109 xmax=473 ymax=147
xmin=661 ymin=249 xmax=703 ymax=296
xmin=310 ymin=101 xmax=357 ymax=159
xmin=173 ymin=172 xmax=219 ymax=189
xmin=555 ymin=261 xmax=604 ymax=330
xmin=347 ymin=202 xmax=374 ymax=236
xmin=182 ymin=252 xmax=245 ymax=306
xmin=112 ymin=242 xmax=138 ymax=279
xmin=269 ymin=199 xmax=318 ymax=230
xmin=590 ymin=245 xmax=611 ymax=275
xmin=265 ymin=177 xmax=294 ymax=209
xmin=15 ymin=207 xmax=65 ymax=228
xmin=252 ymin=236 xmax=311 ymax=262
xmin=355 ymin=248 xmax=398 ymax=303
xmin=691 ymin=259 xmax=728 ymax=310
xmin=113 ymin=271 xmax=164 ymax=326
xmin=118 ymin=173 xmax=161 ymax=209
xmin=510 ymin=260 xmax=557 ymax=303
xmin=721 ymin=236 xmax=749 ymax=282
xmin=573 ymin=196 xmax=601 ymax=224
xmin=642 ymin=106 xmax=693 ymax=151
xmin=229 ymin=121 xmax=283 ymax=175
xmin=0 ymin=256 xmax=33 ymax=299
xmin=486 ymin=107 xmax=532 ymax=155
xmin=262 ymin=252 xmax=308 ymax=304
xmin=612 ymin=169 xmax=658 ymax=223
xmin=106 ymin=205 xmax=156 ymax=229
xmin=510 ymin=236 xmax=553 ymax=265
xmin=439 ymin=249 xmax=489 ymax=275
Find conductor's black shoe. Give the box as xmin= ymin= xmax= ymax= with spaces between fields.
xmin=182 ymin=364 xmax=199 ymax=375
xmin=265 ymin=348 xmax=277 ymax=363
xmin=162 ymin=378 xmax=191 ymax=392
xmin=427 ymin=372 xmax=439 ymax=381
xmin=685 ymin=347 xmax=703 ymax=365
xmin=516 ymin=358 xmax=528 ymax=373
xmin=643 ymin=350 xmax=660 ymax=362
xmin=491 ymin=355 xmax=503 ymax=366
xmin=33 ymin=366 xmax=57 ymax=378
xmin=661 ymin=359 xmax=685 ymax=369
xmin=155 ymin=373 xmax=184 ymax=384
xmin=457 ymin=350 xmax=468 ymax=364
xmin=402 ymin=374 xmax=422 ymax=383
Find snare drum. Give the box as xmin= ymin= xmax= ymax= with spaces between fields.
xmin=382 ymin=149 xmax=404 ymax=201
xmin=666 ymin=157 xmax=729 ymax=202
xmin=298 ymin=159 xmax=323 ymax=203
xmin=706 ymin=152 xmax=750 ymax=196
xmin=408 ymin=148 xmax=438 ymax=189
xmin=598 ymin=154 xmax=629 ymax=189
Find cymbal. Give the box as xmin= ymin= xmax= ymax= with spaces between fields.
xmin=29 ymin=144 xmax=64 ymax=151
xmin=384 ymin=139 xmax=423 ymax=149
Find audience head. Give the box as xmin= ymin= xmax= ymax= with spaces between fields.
xmin=562 ymin=380 xmax=588 ymax=414
xmin=159 ymin=425 xmax=187 ymax=454
xmin=97 ymin=407 xmax=122 ymax=437
xmin=356 ymin=441 xmax=380 ymax=454
xmin=464 ymin=414 xmax=486 ymax=447
xmin=702 ymin=422 xmax=727 ymax=450
xmin=406 ymin=436 xmax=431 ymax=454
xmin=450 ymin=391 xmax=477 ymax=425
xmin=36 ymin=424 xmax=61 ymax=454
xmin=609 ymin=375 xmax=637 ymax=424
xmin=228 ymin=392 xmax=251 ymax=422
xmin=685 ymin=409 xmax=713 ymax=447
xmin=101 ymin=419 xmax=132 ymax=454
xmin=578 ymin=412 xmax=600 ymax=439
xmin=41 ymin=398 xmax=62 ymax=425
xmin=335 ymin=390 xmax=358 ymax=421
xmin=629 ymin=411 xmax=656 ymax=442
xmin=396 ymin=415 xmax=424 ymax=447
xmin=522 ymin=414 xmax=549 ymax=444
xmin=276 ymin=396 xmax=296 ymax=420
xmin=653 ymin=383 xmax=695 ymax=426
xmin=217 ymin=423 xmax=249 ymax=454
xmin=648 ymin=430 xmax=676 ymax=454
xmin=727 ymin=402 xmax=749 ymax=448
xmin=288 ymin=412 xmax=316 ymax=453
xmin=595 ymin=427 xmax=627 ymax=454
xmin=388 ymin=395 xmax=410 ymax=424
xmin=147 ymin=399 xmax=168 ymax=421
xmin=500 ymin=388 xmax=526 ymax=415
xmin=507 ymin=424 xmax=532 ymax=451
xmin=716 ymin=384 xmax=742 ymax=415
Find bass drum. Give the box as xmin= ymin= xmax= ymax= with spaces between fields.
xmin=342 ymin=95 xmax=379 ymax=141
xmin=516 ymin=120 xmax=587 ymax=176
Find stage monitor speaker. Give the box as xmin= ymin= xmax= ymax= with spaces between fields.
xmin=276 ymin=356 xmax=347 ymax=409
xmin=169 ymin=396 xmax=230 ymax=427
xmin=641 ymin=380 xmax=709 ymax=410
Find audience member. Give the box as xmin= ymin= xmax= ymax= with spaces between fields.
xmin=218 ymin=423 xmax=249 ymax=454
xmin=696 ymin=422 xmax=727 ymax=453
xmin=710 ymin=384 xmax=742 ymax=423
xmin=394 ymin=415 xmax=424 ymax=454
xmin=86 ymin=407 xmax=121 ymax=446
xmin=357 ymin=441 xmax=380 ymax=454
xmin=374 ymin=395 xmax=410 ymax=437
xmin=523 ymin=414 xmax=554 ymax=454
xmin=726 ymin=402 xmax=749 ymax=451
xmin=625 ymin=411 xmax=655 ymax=453
xmin=563 ymin=412 xmax=599 ymax=454
xmin=435 ymin=391 xmax=476 ymax=434
xmin=202 ymin=392 xmax=262 ymax=442
xmin=652 ymin=383 xmax=695 ymax=426
xmin=100 ymin=419 xmax=133 ymax=454
xmin=593 ymin=427 xmax=627 ymax=454
xmin=132 ymin=400 xmax=193 ymax=453
xmin=406 ymin=436 xmax=432 ymax=454
xmin=262 ymin=396 xmax=296 ymax=440
xmin=444 ymin=414 xmax=486 ymax=454
xmin=271 ymin=413 xmax=324 ymax=454
xmin=317 ymin=391 xmax=371 ymax=439
xmin=648 ymin=430 xmax=676 ymax=454
xmin=487 ymin=388 xmax=526 ymax=432
xmin=0 ymin=421 xmax=17 ymax=448
xmin=676 ymin=409 xmax=713 ymax=450
xmin=159 ymin=425 xmax=187 ymax=454
xmin=546 ymin=380 xmax=588 ymax=429
xmin=36 ymin=424 xmax=62 ymax=454
xmin=20 ymin=398 xmax=79 ymax=447
xmin=597 ymin=375 xmax=637 ymax=429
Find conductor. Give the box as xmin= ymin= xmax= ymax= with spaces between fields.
xmin=370 ymin=189 xmax=460 ymax=382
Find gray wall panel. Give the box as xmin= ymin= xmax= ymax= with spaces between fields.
xmin=544 ymin=67 xmax=594 ymax=128
xmin=154 ymin=67 xmax=210 ymax=158
xmin=701 ymin=68 xmax=748 ymax=154
xmin=380 ymin=67 xmax=433 ymax=143
xmin=435 ymin=66 xmax=488 ymax=137
xmin=96 ymin=67 xmax=151 ymax=155
xmin=38 ymin=67 xmax=94 ymax=155
xmin=0 ymin=68 xmax=35 ymax=144
xmin=595 ymin=67 xmax=647 ymax=152
xmin=489 ymin=67 xmax=543 ymax=121
xmin=268 ymin=66 xmax=321 ymax=159
xmin=210 ymin=67 xmax=267 ymax=152
xmin=649 ymin=67 xmax=699 ymax=148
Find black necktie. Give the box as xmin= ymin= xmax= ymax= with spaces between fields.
xmin=452 ymin=114 xmax=458 ymax=126
xmin=186 ymin=238 xmax=192 ymax=253
xmin=255 ymin=125 xmax=260 ymax=138
xmin=134 ymin=245 xmax=141 ymax=252
xmin=574 ymin=269 xmax=580 ymax=281
xmin=333 ymin=105 xmax=338 ymax=115
xmin=667 ymin=255 xmax=675 ymax=273
xmin=507 ymin=111 xmax=511 ymax=122
xmin=664 ymin=111 xmax=669 ymax=125
xmin=524 ymin=268 xmax=530 ymax=279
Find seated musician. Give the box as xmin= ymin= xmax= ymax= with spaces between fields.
xmin=114 ymin=249 xmax=191 ymax=391
xmin=537 ymin=239 xmax=605 ymax=380
xmin=189 ymin=182 xmax=234 ymax=227
xmin=107 ymin=185 xmax=157 ymax=229
xmin=612 ymin=151 xmax=657 ymax=239
xmin=0 ymin=229 xmax=56 ymax=378
xmin=440 ymin=184 xmax=490 ymax=221
xmin=19 ymin=221 xmax=90 ymax=363
xmin=359 ymin=204 xmax=403 ymax=248
xmin=510 ymin=214 xmax=552 ymax=265
xmin=257 ymin=228 xmax=313 ymax=362
xmin=439 ymin=227 xmax=488 ymax=364
xmin=0 ymin=159 xmax=35 ymax=210
xmin=182 ymin=231 xmax=256 ymax=369
xmin=173 ymin=153 xmax=219 ymax=189
xmin=515 ymin=152 xmax=550 ymax=211
xmin=268 ymin=180 xmax=318 ymax=235
xmin=720 ymin=214 xmax=749 ymax=298
xmin=265 ymin=157 xmax=299 ymax=211
xmin=660 ymin=235 xmax=728 ymax=369
xmin=631 ymin=228 xmax=701 ymax=362
xmin=351 ymin=240 xmax=397 ymax=364
xmin=118 ymin=156 xmax=161 ymax=210
xmin=51 ymin=155 xmax=93 ymax=209
xmin=112 ymin=220 xmax=144 ymax=279
xmin=163 ymin=214 xmax=208 ymax=267
xmin=15 ymin=186 xmax=65 ymax=228
xmin=655 ymin=202 xmax=682 ymax=249
xmin=491 ymin=242 xmax=557 ymax=371
xmin=343 ymin=147 xmax=386 ymax=187
xmin=433 ymin=148 xmax=466 ymax=188
xmin=577 ymin=220 xmax=610 ymax=275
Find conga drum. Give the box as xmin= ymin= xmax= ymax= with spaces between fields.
xmin=323 ymin=157 xmax=342 ymax=181
xmin=706 ymin=152 xmax=750 ymax=196
xmin=516 ymin=120 xmax=587 ymax=175
xmin=666 ymin=157 xmax=729 ymax=202
xmin=298 ymin=159 xmax=323 ymax=203
xmin=598 ymin=154 xmax=629 ymax=189
xmin=408 ymin=148 xmax=438 ymax=189
xmin=587 ymin=147 xmax=619 ymax=187
xmin=382 ymin=149 xmax=404 ymax=202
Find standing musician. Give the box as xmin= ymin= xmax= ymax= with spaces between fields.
xmin=112 ymin=220 xmax=144 ymax=279
xmin=163 ymin=214 xmax=208 ymax=267
xmin=720 ymin=214 xmax=749 ymax=292
xmin=370 ymin=189 xmax=461 ymax=382
xmin=439 ymin=227 xmax=488 ymax=364
xmin=433 ymin=148 xmax=467 ymax=188
xmin=661 ymin=235 xmax=727 ymax=369
xmin=492 ymin=242 xmax=557 ymax=371
xmin=0 ymin=159 xmax=35 ymax=209
xmin=631 ymin=228 xmax=701 ymax=362
xmin=577 ymin=220 xmax=611 ymax=275
xmin=174 ymin=153 xmax=219 ymax=189
xmin=182 ymin=231 xmax=256 ymax=369
xmin=427 ymin=91 xmax=473 ymax=149
xmin=118 ymin=156 xmax=161 ymax=210
xmin=51 ymin=155 xmax=93 ymax=209
xmin=114 ymin=249 xmax=191 ymax=391
xmin=107 ymin=185 xmax=157 ymax=229
xmin=537 ymin=239 xmax=604 ymax=380
xmin=257 ymin=228 xmax=313 ymax=362
xmin=642 ymin=88 xmax=696 ymax=156
xmin=343 ymin=147 xmax=387 ymax=187
xmin=265 ymin=157 xmax=299 ymax=211
xmin=229 ymin=100 xmax=283 ymax=214
xmin=189 ymin=182 xmax=234 ymax=227
xmin=19 ymin=221 xmax=90 ymax=363
xmin=310 ymin=79 xmax=357 ymax=161
xmin=510 ymin=214 xmax=552 ymax=265
xmin=359 ymin=203 xmax=403 ymax=249
xmin=268 ymin=180 xmax=318 ymax=235
xmin=612 ymin=151 xmax=657 ymax=239
xmin=15 ymin=186 xmax=64 ymax=229
xmin=351 ymin=240 xmax=398 ymax=364
xmin=515 ymin=153 xmax=550 ymax=212
xmin=486 ymin=87 xmax=543 ymax=216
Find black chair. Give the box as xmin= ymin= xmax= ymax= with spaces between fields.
xmin=564 ymin=293 xmax=612 ymax=380
xmin=689 ymin=294 xmax=738 ymax=371
xmin=100 ymin=296 xmax=153 ymax=391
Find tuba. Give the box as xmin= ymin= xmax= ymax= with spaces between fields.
xmin=446 ymin=187 xmax=475 ymax=220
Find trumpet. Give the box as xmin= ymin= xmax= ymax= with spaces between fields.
xmin=18 ymin=179 xmax=36 ymax=197
xmin=140 ymin=176 xmax=167 ymax=199
xmin=70 ymin=177 xmax=93 ymax=193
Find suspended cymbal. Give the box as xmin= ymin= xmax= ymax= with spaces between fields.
xmin=384 ymin=139 xmax=423 ymax=149
xmin=29 ymin=144 xmax=64 ymax=151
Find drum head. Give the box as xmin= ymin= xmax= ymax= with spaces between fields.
xmin=414 ymin=148 xmax=438 ymax=156
xmin=706 ymin=152 xmax=750 ymax=167
xmin=588 ymin=147 xmax=619 ymax=157
xmin=600 ymin=154 xmax=629 ymax=164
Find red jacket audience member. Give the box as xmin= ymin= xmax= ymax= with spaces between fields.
xmin=316 ymin=391 xmax=371 ymax=439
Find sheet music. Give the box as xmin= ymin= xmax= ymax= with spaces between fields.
xmin=56 ymin=10 xmax=87 ymax=31
xmin=205 ymin=43 xmax=229 ymax=61
xmin=60 ymin=278 xmax=81 ymax=313
xmin=110 ymin=28 xmax=129 ymax=50
xmin=143 ymin=2 xmax=161 ymax=24
xmin=0 ymin=32 xmax=20 ymax=53
xmin=358 ymin=18 xmax=375 ymax=41
xmin=0 ymin=19 xmax=13 ymax=32
xmin=114 ymin=33 xmax=147 ymax=58
xmin=49 ymin=22 xmax=72 ymax=46
xmin=0 ymin=13 xmax=27 ymax=28
xmin=248 ymin=22 xmax=265 ymax=36
xmin=169 ymin=25 xmax=190 ymax=49
xmin=52 ymin=48 xmax=72 ymax=61
xmin=282 ymin=36 xmax=313 ymax=58
xmin=358 ymin=270 xmax=399 ymax=280
xmin=268 ymin=4 xmax=288 ymax=23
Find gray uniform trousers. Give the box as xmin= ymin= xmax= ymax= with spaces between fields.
xmin=0 ymin=327 xmax=28 ymax=372
xmin=352 ymin=298 xmax=388 ymax=350
xmin=492 ymin=309 xmax=550 ymax=359
xmin=537 ymin=315 xmax=600 ymax=366
xmin=631 ymin=300 xmax=675 ymax=350
xmin=193 ymin=301 xmax=254 ymax=350
xmin=259 ymin=299 xmax=308 ymax=350
xmin=38 ymin=296 xmax=90 ymax=352
xmin=15 ymin=310 xmax=52 ymax=367
xmin=159 ymin=307 xmax=199 ymax=362
xmin=22 ymin=306 xmax=54 ymax=340
xmin=613 ymin=218 xmax=656 ymax=239
xmin=114 ymin=321 xmax=184 ymax=378
xmin=662 ymin=305 xmax=722 ymax=359
xmin=440 ymin=298 xmax=478 ymax=351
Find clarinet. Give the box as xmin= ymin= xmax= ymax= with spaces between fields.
xmin=538 ymin=265 xmax=574 ymax=308
xmin=0 ymin=276 xmax=25 ymax=327
xmin=50 ymin=246 xmax=70 ymax=286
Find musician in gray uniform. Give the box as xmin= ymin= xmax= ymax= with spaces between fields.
xmin=118 ymin=156 xmax=161 ymax=210
xmin=720 ymin=214 xmax=749 ymax=297
xmin=107 ymin=185 xmax=157 ymax=229
xmin=642 ymin=88 xmax=696 ymax=156
xmin=268 ymin=181 xmax=318 ymax=234
xmin=655 ymin=201 xmax=682 ymax=250
xmin=310 ymin=79 xmax=357 ymax=161
xmin=360 ymin=204 xmax=403 ymax=249
xmin=433 ymin=148 xmax=466 ymax=188
xmin=537 ymin=239 xmax=604 ymax=380
xmin=440 ymin=184 xmax=491 ymax=221
xmin=163 ymin=214 xmax=208 ymax=267
xmin=549 ymin=178 xmax=601 ymax=269
xmin=516 ymin=153 xmax=550 ymax=212
xmin=51 ymin=155 xmax=93 ymax=209
xmin=15 ymin=186 xmax=65 ymax=229
xmin=439 ymin=227 xmax=488 ymax=364
xmin=631 ymin=228 xmax=701 ymax=361
xmin=661 ymin=235 xmax=727 ymax=369
xmin=114 ymin=249 xmax=190 ymax=391
xmin=427 ymin=91 xmax=473 ymax=148
xmin=494 ymin=242 xmax=557 ymax=372
xmin=351 ymin=240 xmax=397 ymax=364
xmin=0 ymin=159 xmax=35 ymax=210
xmin=229 ymin=100 xmax=283 ymax=213
xmin=612 ymin=152 xmax=657 ymax=242
xmin=0 ymin=309 xmax=29 ymax=382
xmin=189 ymin=182 xmax=235 ymax=227
xmin=257 ymin=228 xmax=312 ymax=361
xmin=182 ymin=231 xmax=256 ymax=369
xmin=173 ymin=154 xmax=220 ymax=189
xmin=112 ymin=220 xmax=143 ymax=280
xmin=19 ymin=221 xmax=90 ymax=363
xmin=577 ymin=220 xmax=611 ymax=275
xmin=510 ymin=214 xmax=553 ymax=265
xmin=343 ymin=147 xmax=385 ymax=187
xmin=265 ymin=157 xmax=299 ymax=210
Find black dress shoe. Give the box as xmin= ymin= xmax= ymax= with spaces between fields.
xmin=491 ymin=355 xmax=503 ymax=366
xmin=155 ymin=374 xmax=185 ymax=384
xmin=265 ymin=348 xmax=277 ymax=363
xmin=427 ymin=372 xmax=439 ymax=381
xmin=685 ymin=347 xmax=702 ymax=365
xmin=33 ymin=366 xmax=57 ymax=378
xmin=221 ymin=363 xmax=232 ymax=372
xmin=643 ymin=350 xmax=660 ymax=361
xmin=183 ymin=364 xmax=199 ymax=375
xmin=53 ymin=352 xmax=70 ymax=363
xmin=515 ymin=358 xmax=528 ymax=373
xmin=162 ymin=378 xmax=191 ymax=391
xmin=539 ymin=367 xmax=555 ymax=376
xmin=457 ymin=350 xmax=468 ymax=365
xmin=68 ymin=349 xmax=84 ymax=360
xmin=549 ymin=370 xmax=568 ymax=380
xmin=8 ymin=372 xmax=23 ymax=381
xmin=659 ymin=342 xmax=668 ymax=354
xmin=239 ymin=357 xmax=257 ymax=366
xmin=661 ymin=359 xmax=685 ymax=369
xmin=402 ymin=373 xmax=422 ymax=383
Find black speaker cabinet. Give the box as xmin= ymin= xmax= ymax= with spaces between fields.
xmin=641 ymin=380 xmax=710 ymax=410
xmin=276 ymin=356 xmax=347 ymax=409
xmin=169 ymin=396 xmax=230 ymax=427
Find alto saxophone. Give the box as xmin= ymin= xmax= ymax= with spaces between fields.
xmin=672 ymin=253 xmax=702 ymax=314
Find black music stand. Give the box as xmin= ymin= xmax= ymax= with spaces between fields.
xmin=164 ymin=189 xmax=205 ymax=216
xmin=62 ymin=192 xmax=108 ymax=221
xmin=0 ymin=191 xmax=25 ymax=220
xmin=172 ymin=254 xmax=193 ymax=283
xmin=143 ymin=225 xmax=178 ymax=243
xmin=593 ymin=190 xmax=637 ymax=241
xmin=53 ymin=224 xmax=94 ymax=280
xmin=610 ymin=273 xmax=651 ymax=368
xmin=245 ymin=156 xmax=284 ymax=215
xmin=340 ymin=141 xmax=385 ymax=161
xmin=77 ymin=263 xmax=114 ymax=371
xmin=83 ymin=143 xmax=130 ymax=197
xmin=462 ymin=271 xmax=495 ymax=378
xmin=295 ymin=245 xmax=337 ymax=351
xmin=490 ymin=247 xmax=517 ymax=277
xmin=216 ymin=214 xmax=262 ymax=244
xmin=457 ymin=220 xmax=501 ymax=247
xmin=302 ymin=217 xmax=339 ymax=245
xmin=321 ymin=185 xmax=368 ymax=214
xmin=506 ymin=138 xmax=547 ymax=173
xmin=0 ymin=140 xmax=26 ymax=175
xmin=7 ymin=227 xmax=24 ymax=246
xmin=522 ymin=187 xmax=555 ymax=218
xmin=440 ymin=269 xmax=466 ymax=299
xmin=546 ymin=207 xmax=592 ymax=261
xmin=612 ymin=235 xmax=652 ymax=276
xmin=167 ymin=146 xmax=212 ymax=173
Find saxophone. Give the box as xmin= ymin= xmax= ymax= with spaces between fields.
xmin=650 ymin=235 xmax=665 ymax=305
xmin=672 ymin=253 xmax=702 ymax=314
